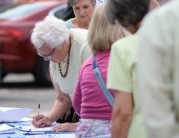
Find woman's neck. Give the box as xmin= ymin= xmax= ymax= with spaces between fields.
xmin=72 ymin=18 xmax=90 ymax=29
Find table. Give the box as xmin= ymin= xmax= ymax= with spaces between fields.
xmin=0 ymin=122 xmax=75 ymax=138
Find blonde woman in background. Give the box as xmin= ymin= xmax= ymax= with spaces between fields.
xmin=73 ymin=4 xmax=130 ymax=138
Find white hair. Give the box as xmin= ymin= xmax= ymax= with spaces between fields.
xmin=31 ymin=16 xmax=69 ymax=49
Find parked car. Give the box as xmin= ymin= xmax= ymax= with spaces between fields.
xmin=48 ymin=3 xmax=69 ymax=20
xmin=0 ymin=0 xmax=13 ymax=7
xmin=0 ymin=0 xmax=67 ymax=85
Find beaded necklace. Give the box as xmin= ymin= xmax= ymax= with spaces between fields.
xmin=58 ymin=37 xmax=71 ymax=78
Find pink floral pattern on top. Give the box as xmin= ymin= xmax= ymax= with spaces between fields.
xmin=76 ymin=119 xmax=111 ymax=138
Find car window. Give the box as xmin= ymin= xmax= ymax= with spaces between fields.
xmin=0 ymin=4 xmax=19 ymax=13
xmin=48 ymin=4 xmax=68 ymax=19
xmin=54 ymin=7 xmax=68 ymax=19
xmin=0 ymin=3 xmax=49 ymax=19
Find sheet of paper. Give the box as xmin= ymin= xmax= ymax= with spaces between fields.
xmin=20 ymin=117 xmax=33 ymax=122
xmin=49 ymin=134 xmax=75 ymax=138
xmin=25 ymin=134 xmax=75 ymax=138
xmin=0 ymin=107 xmax=32 ymax=122
xmin=0 ymin=124 xmax=15 ymax=134
xmin=16 ymin=123 xmax=58 ymax=132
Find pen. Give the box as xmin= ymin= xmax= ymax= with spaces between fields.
xmin=24 ymin=131 xmax=45 ymax=135
xmin=38 ymin=104 xmax=40 ymax=121
xmin=23 ymin=131 xmax=64 ymax=135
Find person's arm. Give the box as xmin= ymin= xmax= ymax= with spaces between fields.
xmin=107 ymin=41 xmax=133 ymax=138
xmin=72 ymin=66 xmax=83 ymax=115
xmin=51 ymin=122 xmax=78 ymax=132
xmin=112 ymin=90 xmax=133 ymax=138
xmin=32 ymin=67 xmax=72 ymax=128
xmin=48 ymin=67 xmax=72 ymax=123
xmin=138 ymin=9 xmax=179 ymax=138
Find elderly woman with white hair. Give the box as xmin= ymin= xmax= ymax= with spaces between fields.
xmin=31 ymin=16 xmax=91 ymax=131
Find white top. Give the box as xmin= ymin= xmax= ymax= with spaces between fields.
xmin=50 ymin=28 xmax=91 ymax=99
xmin=138 ymin=1 xmax=179 ymax=138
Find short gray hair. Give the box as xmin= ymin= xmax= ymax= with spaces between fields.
xmin=69 ymin=0 xmax=96 ymax=6
xmin=105 ymin=0 xmax=150 ymax=27
xmin=31 ymin=16 xmax=69 ymax=49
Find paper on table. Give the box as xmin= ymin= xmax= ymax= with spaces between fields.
xmin=0 ymin=107 xmax=32 ymax=122
xmin=20 ymin=117 xmax=33 ymax=122
xmin=0 ymin=124 xmax=15 ymax=134
xmin=16 ymin=123 xmax=58 ymax=132
xmin=49 ymin=134 xmax=75 ymax=138
xmin=25 ymin=134 xmax=75 ymax=138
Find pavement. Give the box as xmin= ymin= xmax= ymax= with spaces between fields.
xmin=0 ymin=73 xmax=56 ymax=117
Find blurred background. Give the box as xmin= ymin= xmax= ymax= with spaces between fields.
xmin=0 ymin=0 xmax=71 ymax=117
xmin=0 ymin=0 xmax=170 ymax=117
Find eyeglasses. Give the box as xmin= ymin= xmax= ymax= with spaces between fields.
xmin=37 ymin=48 xmax=55 ymax=58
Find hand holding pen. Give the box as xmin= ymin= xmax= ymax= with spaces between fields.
xmin=31 ymin=104 xmax=53 ymax=128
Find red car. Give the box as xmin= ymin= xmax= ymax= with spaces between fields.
xmin=0 ymin=0 xmax=67 ymax=85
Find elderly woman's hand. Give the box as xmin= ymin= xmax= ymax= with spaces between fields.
xmin=51 ymin=122 xmax=78 ymax=132
xmin=32 ymin=114 xmax=53 ymax=128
